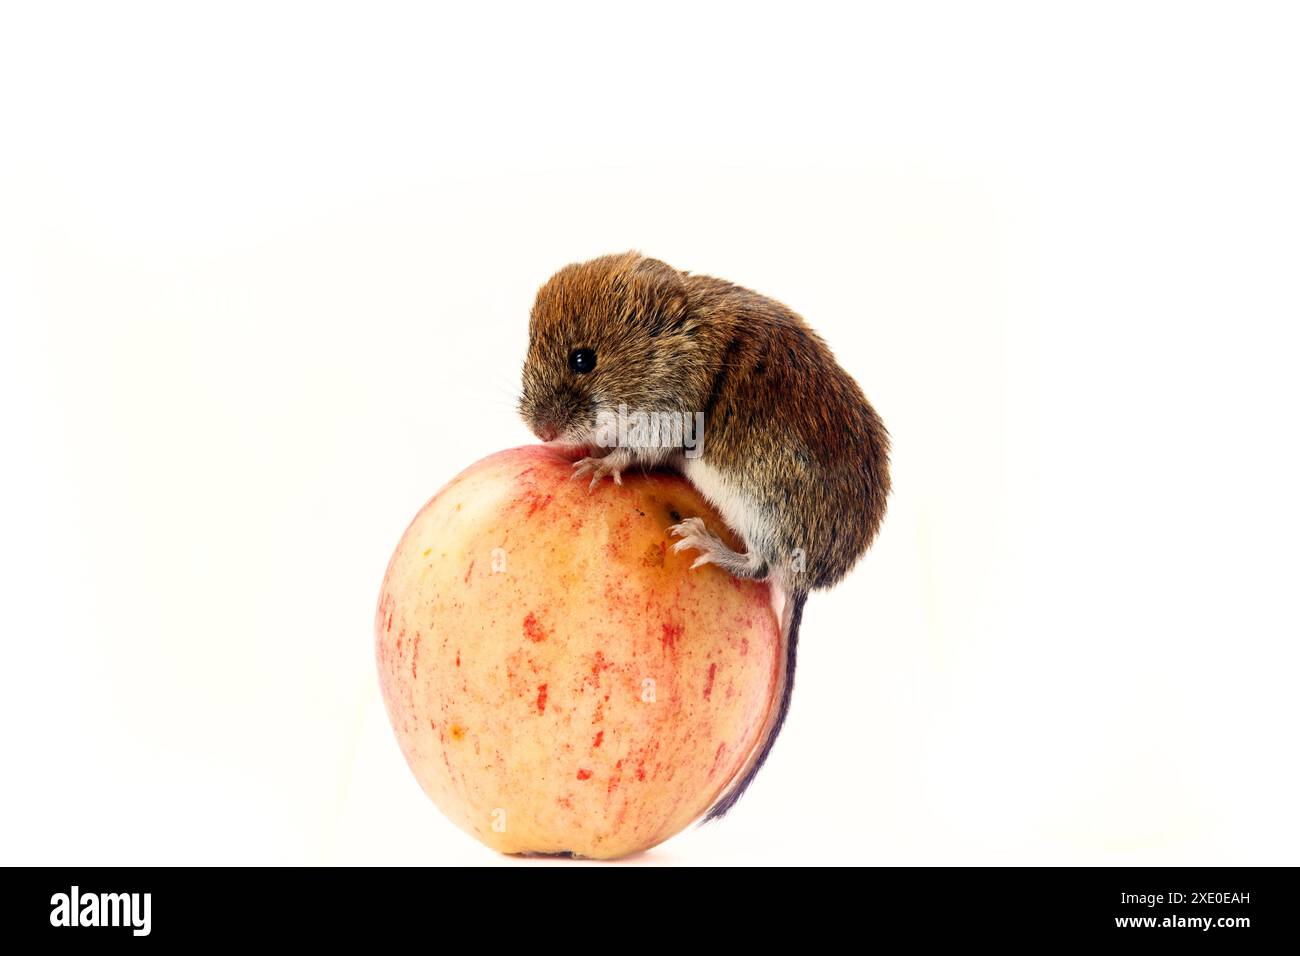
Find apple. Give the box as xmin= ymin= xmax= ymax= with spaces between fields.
xmin=375 ymin=445 xmax=781 ymax=859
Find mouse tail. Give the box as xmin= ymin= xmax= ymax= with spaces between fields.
xmin=701 ymin=587 xmax=807 ymax=823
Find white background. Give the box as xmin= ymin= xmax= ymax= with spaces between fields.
xmin=2 ymin=2 xmax=1297 ymax=865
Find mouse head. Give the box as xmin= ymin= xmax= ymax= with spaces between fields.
xmin=519 ymin=252 xmax=703 ymax=446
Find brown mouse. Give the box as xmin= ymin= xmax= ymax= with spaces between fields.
xmin=518 ymin=251 xmax=890 ymax=820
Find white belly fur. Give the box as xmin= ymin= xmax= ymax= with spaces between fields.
xmin=681 ymin=456 xmax=785 ymax=587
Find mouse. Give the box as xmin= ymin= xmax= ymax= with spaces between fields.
xmin=518 ymin=251 xmax=890 ymax=820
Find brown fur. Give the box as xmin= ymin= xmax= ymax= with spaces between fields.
xmin=520 ymin=251 xmax=892 ymax=820
xmin=519 ymin=251 xmax=890 ymax=590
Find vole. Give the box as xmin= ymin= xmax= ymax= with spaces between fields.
xmin=518 ymin=251 xmax=890 ymax=820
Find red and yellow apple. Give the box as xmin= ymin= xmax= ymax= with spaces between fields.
xmin=375 ymin=445 xmax=780 ymax=859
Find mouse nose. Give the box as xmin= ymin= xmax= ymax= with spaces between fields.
xmin=533 ymin=422 xmax=559 ymax=442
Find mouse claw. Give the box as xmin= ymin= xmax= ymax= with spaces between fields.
xmin=669 ymin=517 xmax=709 ymax=543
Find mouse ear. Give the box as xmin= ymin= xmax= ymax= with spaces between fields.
xmin=629 ymin=256 xmax=691 ymax=336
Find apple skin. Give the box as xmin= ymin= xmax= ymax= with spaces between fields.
xmin=375 ymin=445 xmax=780 ymax=859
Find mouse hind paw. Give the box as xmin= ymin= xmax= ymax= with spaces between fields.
xmin=669 ymin=517 xmax=768 ymax=579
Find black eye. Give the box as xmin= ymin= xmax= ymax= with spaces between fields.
xmin=568 ymin=348 xmax=596 ymax=374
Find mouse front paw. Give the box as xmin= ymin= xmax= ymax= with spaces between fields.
xmin=571 ymin=449 xmax=631 ymax=491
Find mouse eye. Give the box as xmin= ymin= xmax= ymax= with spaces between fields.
xmin=568 ymin=348 xmax=596 ymax=374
